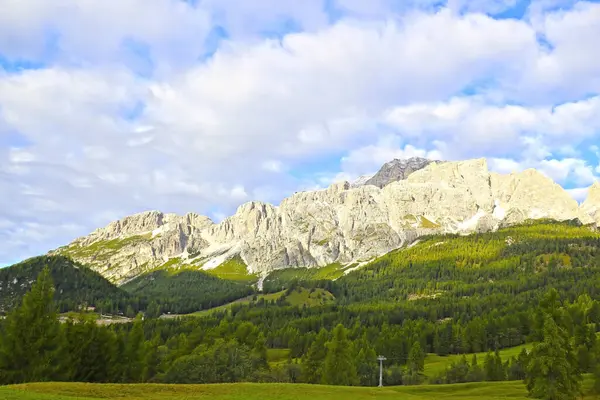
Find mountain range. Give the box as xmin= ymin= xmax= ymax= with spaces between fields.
xmin=42 ymin=157 xmax=600 ymax=286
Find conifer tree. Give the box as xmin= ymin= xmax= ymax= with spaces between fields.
xmin=526 ymin=315 xmax=581 ymax=400
xmin=122 ymin=313 xmax=146 ymax=382
xmin=404 ymin=341 xmax=425 ymax=385
xmin=321 ymin=324 xmax=358 ymax=386
xmin=467 ymin=354 xmax=485 ymax=382
xmin=354 ymin=336 xmax=377 ymax=386
xmin=301 ymin=329 xmax=328 ymax=384
xmin=0 ymin=267 xmax=62 ymax=384
xmin=251 ymin=333 xmax=269 ymax=370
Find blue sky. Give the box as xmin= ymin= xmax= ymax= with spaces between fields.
xmin=1 ymin=0 xmax=600 ymax=266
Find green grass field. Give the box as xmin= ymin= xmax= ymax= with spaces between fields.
xmin=3 ymin=379 xmax=598 ymax=400
xmin=189 ymin=291 xmax=286 ymax=317
xmin=204 ymin=256 xmax=258 ymax=282
xmin=183 ymin=287 xmax=334 ymax=317
xmin=423 ymin=344 xmax=532 ymax=377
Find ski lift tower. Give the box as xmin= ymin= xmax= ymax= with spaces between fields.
xmin=377 ymin=355 xmax=387 ymax=387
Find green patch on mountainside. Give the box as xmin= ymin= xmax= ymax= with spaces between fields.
xmin=57 ymin=234 xmax=153 ymax=261
xmin=122 ymin=268 xmax=254 ymax=315
xmin=205 ymin=256 xmax=258 ymax=282
xmin=177 ymin=287 xmax=334 ymax=318
xmin=284 ymin=287 xmax=335 ymax=307
xmin=188 ymin=290 xmax=286 ymax=317
xmin=0 ymin=256 xmax=128 ymax=314
xmin=262 ymin=263 xmax=355 ymax=291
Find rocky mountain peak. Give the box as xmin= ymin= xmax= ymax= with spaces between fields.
xmin=363 ymin=156 xmax=440 ymax=188
xmin=53 ymin=158 xmax=597 ymax=284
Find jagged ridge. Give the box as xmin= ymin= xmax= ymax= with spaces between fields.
xmin=52 ymin=158 xmax=600 ymax=285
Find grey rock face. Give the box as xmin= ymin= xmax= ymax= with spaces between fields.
xmin=363 ymin=157 xmax=438 ymax=188
xmin=53 ymin=158 xmax=594 ymax=284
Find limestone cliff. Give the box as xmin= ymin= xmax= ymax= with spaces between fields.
xmin=52 ymin=158 xmax=595 ymax=284
xmin=582 ymin=181 xmax=600 ymax=225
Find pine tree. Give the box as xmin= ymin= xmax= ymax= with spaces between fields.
xmin=467 ymin=354 xmax=485 ymax=382
xmin=122 ymin=314 xmax=147 ymax=382
xmin=321 ymin=324 xmax=358 ymax=386
xmin=301 ymin=329 xmax=328 ymax=384
xmin=0 ymin=267 xmax=62 ymax=384
xmin=251 ymin=333 xmax=269 ymax=370
xmin=526 ymin=315 xmax=581 ymax=400
xmin=354 ymin=336 xmax=377 ymax=386
xmin=404 ymin=341 xmax=425 ymax=385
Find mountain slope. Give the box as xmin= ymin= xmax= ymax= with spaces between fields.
xmin=0 ymin=256 xmax=128 ymax=314
xmin=121 ymin=269 xmax=254 ymax=314
xmin=51 ymin=158 xmax=599 ymax=284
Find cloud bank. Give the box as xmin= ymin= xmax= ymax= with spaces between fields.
xmin=1 ymin=0 xmax=599 ymax=264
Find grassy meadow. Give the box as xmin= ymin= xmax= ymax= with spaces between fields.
xmin=423 ymin=344 xmax=532 ymax=378
xmin=3 ymin=379 xmax=599 ymax=400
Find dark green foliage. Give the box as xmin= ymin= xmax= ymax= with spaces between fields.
xmin=467 ymin=354 xmax=485 ymax=382
xmin=0 ymin=256 xmax=128 ymax=314
xmin=122 ymin=315 xmax=147 ymax=382
xmin=507 ymin=349 xmax=529 ymax=381
xmin=163 ymin=339 xmax=258 ymax=383
xmin=321 ymin=324 xmax=358 ymax=386
xmin=301 ymin=329 xmax=328 ymax=384
xmin=121 ymin=269 xmax=254 ymax=315
xmin=0 ymin=268 xmax=62 ymax=383
xmin=484 ymin=350 xmax=506 ymax=381
xmin=526 ymin=315 xmax=581 ymax=400
xmin=60 ymin=318 xmax=116 ymax=382
xmin=2 ymin=221 xmax=600 ymax=390
xmin=354 ymin=335 xmax=378 ymax=386
xmin=404 ymin=341 xmax=425 ymax=385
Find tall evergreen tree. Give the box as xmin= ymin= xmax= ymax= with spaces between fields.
xmin=301 ymin=329 xmax=328 ymax=384
xmin=122 ymin=314 xmax=147 ymax=382
xmin=0 ymin=267 xmax=62 ymax=384
xmin=321 ymin=324 xmax=358 ymax=386
xmin=354 ymin=336 xmax=377 ymax=386
xmin=466 ymin=354 xmax=485 ymax=382
xmin=526 ymin=315 xmax=581 ymax=400
xmin=404 ymin=341 xmax=425 ymax=385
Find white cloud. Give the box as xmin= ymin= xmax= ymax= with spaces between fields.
xmin=1 ymin=1 xmax=600 ymax=264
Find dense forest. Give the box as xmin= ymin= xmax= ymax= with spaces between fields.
xmin=0 ymin=256 xmax=129 ymax=314
xmin=0 ymin=256 xmax=256 ymax=317
xmin=2 ymin=221 xmax=600 ymax=399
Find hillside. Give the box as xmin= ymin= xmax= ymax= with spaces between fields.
xmin=2 ymin=220 xmax=600 ymax=393
xmin=121 ymin=268 xmax=255 ymax=315
xmin=0 ymin=256 xmax=129 ymax=314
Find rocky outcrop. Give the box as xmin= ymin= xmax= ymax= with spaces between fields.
xmin=53 ymin=158 xmax=594 ymax=284
xmin=363 ymin=157 xmax=437 ymax=188
xmin=582 ymin=181 xmax=600 ymax=225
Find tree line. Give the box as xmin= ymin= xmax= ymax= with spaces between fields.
xmin=2 ymin=268 xmax=600 ymax=400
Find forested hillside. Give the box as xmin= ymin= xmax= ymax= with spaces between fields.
xmin=0 ymin=256 xmax=129 ymax=314
xmin=122 ymin=269 xmax=255 ymax=316
xmin=2 ymin=221 xmax=600 ymax=399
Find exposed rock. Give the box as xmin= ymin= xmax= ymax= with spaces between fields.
xmin=363 ymin=157 xmax=438 ymax=188
xmin=582 ymin=181 xmax=600 ymax=225
xmin=350 ymin=174 xmax=374 ymax=188
xmin=52 ymin=158 xmax=593 ymax=284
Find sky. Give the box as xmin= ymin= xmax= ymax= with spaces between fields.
xmin=1 ymin=0 xmax=600 ymax=266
